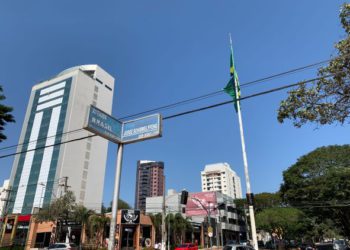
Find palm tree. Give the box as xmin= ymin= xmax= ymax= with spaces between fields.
xmin=150 ymin=213 xmax=163 ymax=242
xmin=0 ymin=85 xmax=15 ymax=143
xmin=171 ymin=213 xmax=193 ymax=245
xmin=72 ymin=205 xmax=95 ymax=245
xmin=88 ymin=214 xmax=110 ymax=247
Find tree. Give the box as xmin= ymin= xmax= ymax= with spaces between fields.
xmin=280 ymin=145 xmax=350 ymax=236
xmin=72 ymin=205 xmax=95 ymax=244
xmin=88 ymin=214 xmax=109 ymax=247
xmin=235 ymin=192 xmax=282 ymax=213
xmin=102 ymin=199 xmax=131 ymax=213
xmin=0 ymin=85 xmax=15 ymax=142
xmin=35 ymin=191 xmax=77 ymax=242
xmin=164 ymin=213 xmax=192 ymax=245
xmin=278 ymin=3 xmax=350 ymax=127
xmin=256 ymin=207 xmax=307 ymax=240
xmin=150 ymin=213 xmax=162 ymax=242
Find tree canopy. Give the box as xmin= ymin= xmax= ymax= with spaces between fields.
xmin=0 ymin=85 xmax=15 ymax=142
xmin=278 ymin=3 xmax=350 ymax=127
xmin=280 ymin=145 xmax=350 ymax=236
xmin=256 ymin=207 xmax=306 ymax=240
xmin=235 ymin=192 xmax=282 ymax=213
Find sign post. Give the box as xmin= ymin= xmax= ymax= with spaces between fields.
xmin=84 ymin=105 xmax=162 ymax=250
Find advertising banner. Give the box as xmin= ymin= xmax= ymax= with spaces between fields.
xmin=185 ymin=191 xmax=218 ymax=217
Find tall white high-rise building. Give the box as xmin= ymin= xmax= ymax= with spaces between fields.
xmin=201 ymin=162 xmax=242 ymax=199
xmin=0 ymin=179 xmax=10 ymax=218
xmin=8 ymin=65 xmax=114 ymax=214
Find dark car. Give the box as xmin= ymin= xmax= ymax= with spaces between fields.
xmin=48 ymin=243 xmax=78 ymax=250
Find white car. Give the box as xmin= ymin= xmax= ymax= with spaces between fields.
xmin=223 ymin=244 xmax=255 ymax=250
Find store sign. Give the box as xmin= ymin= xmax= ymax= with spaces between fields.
xmin=121 ymin=209 xmax=140 ymax=224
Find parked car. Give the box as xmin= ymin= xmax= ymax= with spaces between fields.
xmin=174 ymin=243 xmax=198 ymax=250
xmin=334 ymin=240 xmax=348 ymax=250
xmin=48 ymin=243 xmax=78 ymax=250
xmin=226 ymin=240 xmax=239 ymax=245
xmin=223 ymin=243 xmax=255 ymax=250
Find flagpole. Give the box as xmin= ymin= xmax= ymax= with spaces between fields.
xmin=229 ymin=34 xmax=258 ymax=250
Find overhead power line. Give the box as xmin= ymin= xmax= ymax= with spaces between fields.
xmin=163 ymin=74 xmax=332 ymax=120
xmin=119 ymin=57 xmax=333 ymax=120
xmin=0 ymin=134 xmax=96 ymax=159
xmin=0 ymin=73 xmax=337 ymax=160
xmin=0 ymin=57 xmax=339 ymax=153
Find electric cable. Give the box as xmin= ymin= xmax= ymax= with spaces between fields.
xmin=0 ymin=70 xmax=344 ymax=159
xmin=0 ymin=56 xmax=342 ymax=153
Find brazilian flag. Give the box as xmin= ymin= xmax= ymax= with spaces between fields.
xmin=224 ymin=49 xmax=241 ymax=112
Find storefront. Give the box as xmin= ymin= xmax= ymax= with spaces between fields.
xmin=106 ymin=209 xmax=155 ymax=250
xmin=0 ymin=214 xmax=31 ymax=247
xmin=1 ymin=210 xmax=155 ymax=250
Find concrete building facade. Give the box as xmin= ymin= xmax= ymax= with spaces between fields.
xmin=186 ymin=191 xmax=247 ymax=246
xmin=201 ymin=163 xmax=243 ymax=199
xmin=135 ymin=160 xmax=164 ymax=211
xmin=7 ymin=65 xmax=114 ymax=214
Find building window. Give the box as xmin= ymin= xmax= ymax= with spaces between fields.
xmin=105 ymin=85 xmax=112 ymax=91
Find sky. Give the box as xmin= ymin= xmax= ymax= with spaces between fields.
xmin=0 ymin=1 xmax=348 ymax=208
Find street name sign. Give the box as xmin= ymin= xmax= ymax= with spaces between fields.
xmin=85 ymin=105 xmax=162 ymax=144
xmin=122 ymin=114 xmax=162 ymax=144
xmin=85 ymin=105 xmax=122 ymax=143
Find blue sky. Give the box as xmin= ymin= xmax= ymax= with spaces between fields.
xmin=0 ymin=1 xmax=348 ymax=208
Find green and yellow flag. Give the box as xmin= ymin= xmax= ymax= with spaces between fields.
xmin=224 ymin=47 xmax=241 ymax=112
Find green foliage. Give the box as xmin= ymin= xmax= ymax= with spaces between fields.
xmin=256 ymin=207 xmax=307 ymax=240
xmin=150 ymin=213 xmax=192 ymax=245
xmin=280 ymin=145 xmax=350 ymax=236
xmin=87 ymin=214 xmax=109 ymax=247
xmin=278 ymin=3 xmax=350 ymax=127
xmin=150 ymin=213 xmax=162 ymax=242
xmin=235 ymin=192 xmax=282 ymax=213
xmin=0 ymin=85 xmax=15 ymax=142
xmin=34 ymin=191 xmax=77 ymax=223
xmin=102 ymin=199 xmax=131 ymax=213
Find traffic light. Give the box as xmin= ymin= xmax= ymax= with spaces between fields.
xmin=180 ymin=190 xmax=188 ymax=205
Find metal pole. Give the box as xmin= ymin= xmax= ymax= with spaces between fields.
xmin=208 ymin=204 xmax=212 ymax=249
xmin=215 ymin=217 xmax=219 ymax=246
xmin=39 ymin=183 xmax=45 ymax=209
xmin=229 ymin=34 xmax=258 ymax=250
xmin=161 ymin=176 xmax=166 ymax=250
xmin=167 ymin=214 xmax=170 ymax=250
xmin=108 ymin=144 xmax=124 ymax=250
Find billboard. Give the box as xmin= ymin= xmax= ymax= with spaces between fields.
xmin=185 ymin=191 xmax=218 ymax=217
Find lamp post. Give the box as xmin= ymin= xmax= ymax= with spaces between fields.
xmin=39 ymin=182 xmax=46 ymax=209
xmin=191 ymin=197 xmax=214 ymax=249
